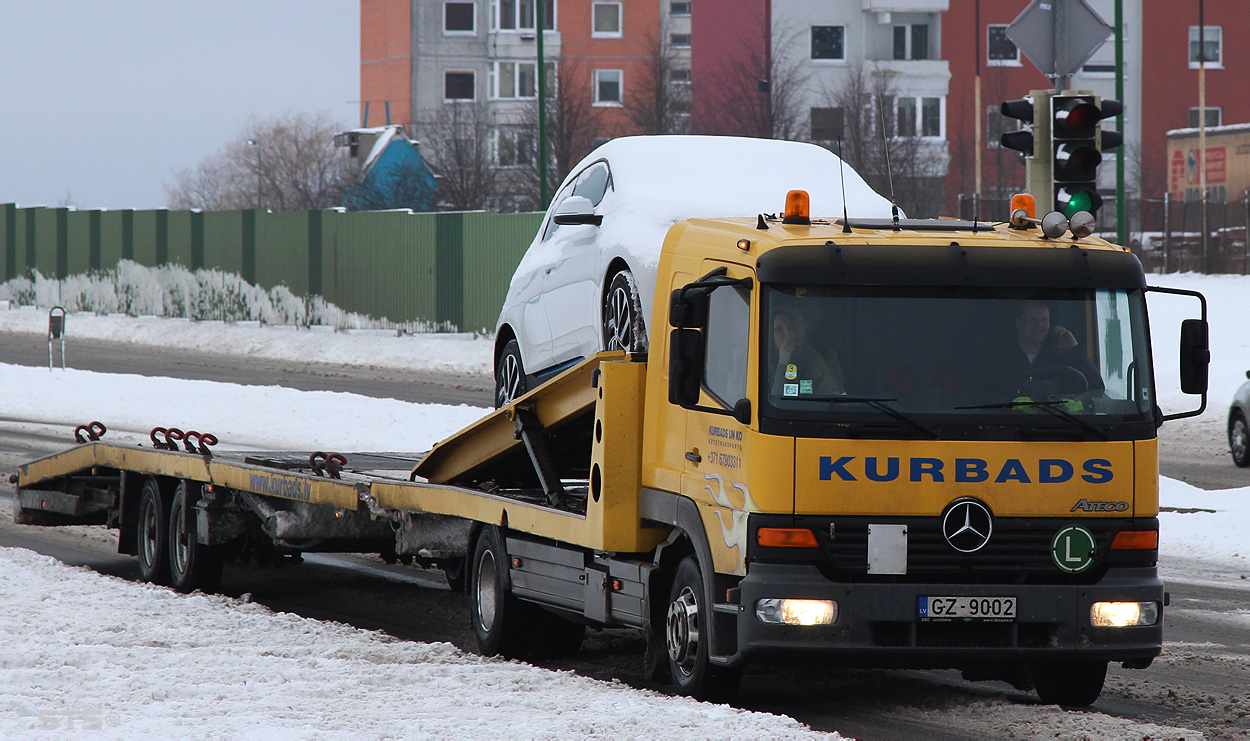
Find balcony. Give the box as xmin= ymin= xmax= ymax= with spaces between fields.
xmin=861 ymin=0 xmax=948 ymax=11
xmin=869 ymin=60 xmax=951 ymax=93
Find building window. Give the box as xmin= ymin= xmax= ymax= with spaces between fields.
xmin=594 ymin=69 xmax=623 ymax=105
xmin=669 ymin=2 xmax=690 ymax=16
xmin=671 ymin=33 xmax=691 ymax=48
xmin=1189 ymin=26 xmax=1222 ymax=67
xmin=893 ymin=24 xmax=929 ymax=61
xmin=497 ymin=128 xmax=534 ymax=167
xmin=810 ymin=107 xmax=844 ymax=141
xmin=1189 ymin=107 xmax=1222 ymax=128
xmin=672 ymin=99 xmax=691 ymax=115
xmin=444 ymin=2 xmax=475 ymax=33
xmin=444 ymin=71 xmax=476 ymax=101
xmin=592 ymin=2 xmax=622 ymax=37
xmin=811 ymin=26 xmax=845 ymax=61
xmin=987 ymin=25 xmax=1019 ymax=66
xmin=896 ymin=96 xmax=942 ymax=138
xmin=491 ymin=61 xmax=543 ymax=99
xmin=494 ymin=0 xmax=555 ymax=31
xmin=670 ymin=68 xmax=691 ymax=83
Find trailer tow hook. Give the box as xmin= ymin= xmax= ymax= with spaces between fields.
xmin=74 ymin=421 xmax=107 ymax=443
xmin=309 ymin=451 xmax=347 ymax=479
xmin=150 ymin=427 xmax=186 ymax=450
xmin=182 ymin=430 xmax=218 ymax=458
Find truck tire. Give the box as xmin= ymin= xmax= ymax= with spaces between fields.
xmin=167 ymin=481 xmax=224 ymax=594
xmin=665 ymin=557 xmax=741 ymax=700
xmin=470 ymin=526 xmax=530 ymax=658
xmin=136 ymin=477 xmax=171 ymax=585
xmin=495 ymin=339 xmax=528 ymax=408
xmin=1030 ymin=660 xmax=1107 ymax=706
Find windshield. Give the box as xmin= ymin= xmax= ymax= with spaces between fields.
xmin=761 ymin=284 xmax=1154 ymax=438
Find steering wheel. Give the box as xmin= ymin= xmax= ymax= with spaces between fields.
xmin=1009 ymin=365 xmax=1090 ymax=396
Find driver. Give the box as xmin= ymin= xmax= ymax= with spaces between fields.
xmin=1002 ymin=301 xmax=1104 ymax=394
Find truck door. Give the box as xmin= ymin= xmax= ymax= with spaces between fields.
xmin=680 ymin=263 xmax=755 ymax=576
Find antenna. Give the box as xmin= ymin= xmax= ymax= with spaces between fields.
xmin=876 ymin=93 xmax=901 ymax=230
xmin=836 ymin=139 xmax=851 ymax=233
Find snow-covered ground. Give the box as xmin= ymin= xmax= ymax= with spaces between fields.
xmin=0 ymin=272 xmax=1246 ymax=738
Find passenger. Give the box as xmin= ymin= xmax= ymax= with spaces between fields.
xmin=1000 ymin=301 xmax=1104 ymax=394
xmin=771 ymin=309 xmax=844 ymax=397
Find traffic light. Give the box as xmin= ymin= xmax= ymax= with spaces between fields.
xmin=999 ymin=97 xmax=1036 ymax=156
xmin=1050 ymin=94 xmax=1121 ymax=218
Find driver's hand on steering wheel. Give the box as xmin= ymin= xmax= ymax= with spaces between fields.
xmin=1050 ymin=326 xmax=1077 ymax=350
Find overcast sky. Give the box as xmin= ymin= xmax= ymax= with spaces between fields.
xmin=0 ymin=1 xmax=359 ymax=210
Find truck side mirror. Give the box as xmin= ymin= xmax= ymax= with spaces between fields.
xmin=669 ymin=288 xmax=709 ymax=328
xmin=669 ymin=328 xmax=704 ymax=407
xmin=1179 ymin=318 xmax=1210 ymax=395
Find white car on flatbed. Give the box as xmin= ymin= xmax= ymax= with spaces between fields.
xmin=493 ymin=135 xmax=894 ymax=405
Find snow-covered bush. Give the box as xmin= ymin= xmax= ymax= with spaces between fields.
xmin=0 ymin=261 xmax=454 ymax=332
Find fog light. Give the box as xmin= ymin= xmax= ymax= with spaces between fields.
xmin=1090 ymin=601 xmax=1159 ymax=627
xmin=755 ymin=598 xmax=836 ymax=626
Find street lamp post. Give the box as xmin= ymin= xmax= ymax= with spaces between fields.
xmin=247 ymin=138 xmax=264 ymax=209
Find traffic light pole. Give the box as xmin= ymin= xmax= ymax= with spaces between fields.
xmin=1114 ymin=0 xmax=1126 ymax=246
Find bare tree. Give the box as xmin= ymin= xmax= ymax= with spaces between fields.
xmin=815 ymin=67 xmax=947 ymax=217
xmin=420 ymin=103 xmax=498 ymax=211
xmin=693 ymin=25 xmax=809 ymax=140
xmin=166 ymin=112 xmax=353 ymax=211
xmin=626 ymin=28 xmax=691 ymax=136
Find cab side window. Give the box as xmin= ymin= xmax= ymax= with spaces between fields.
xmin=703 ymin=285 xmax=751 ymax=407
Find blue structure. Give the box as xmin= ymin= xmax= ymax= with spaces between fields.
xmin=337 ymin=126 xmax=438 ymax=212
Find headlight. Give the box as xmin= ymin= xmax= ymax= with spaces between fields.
xmin=755 ymin=598 xmax=837 ymax=626
xmin=1090 ymin=601 xmax=1159 ymax=627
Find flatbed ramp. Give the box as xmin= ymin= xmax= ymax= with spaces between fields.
xmin=16 ymin=352 xmax=664 ymax=553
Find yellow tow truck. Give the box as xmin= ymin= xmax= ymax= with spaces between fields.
xmin=14 ymin=193 xmax=1209 ymax=705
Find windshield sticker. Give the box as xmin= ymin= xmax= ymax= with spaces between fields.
xmin=800 ymin=379 xmax=814 ymax=394
xmin=783 ymin=383 xmax=799 ymax=397
xmin=785 ymin=364 xmax=798 ymax=380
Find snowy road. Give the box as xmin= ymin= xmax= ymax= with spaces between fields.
xmin=2 ymin=275 xmax=1249 ymax=738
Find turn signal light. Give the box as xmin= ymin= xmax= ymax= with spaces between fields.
xmin=783 ymin=189 xmax=811 ymax=225
xmin=757 ymin=527 xmax=819 ymax=548
xmin=1110 ymin=530 xmax=1158 ymax=550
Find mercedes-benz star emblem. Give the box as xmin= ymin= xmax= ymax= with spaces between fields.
xmin=941 ymin=499 xmax=994 ymax=553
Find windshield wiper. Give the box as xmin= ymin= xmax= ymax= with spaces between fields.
xmin=955 ymin=400 xmax=1109 ymax=441
xmin=801 ymin=395 xmax=939 ymax=439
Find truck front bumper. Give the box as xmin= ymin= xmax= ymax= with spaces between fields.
xmin=734 ymin=562 xmax=1163 ymax=667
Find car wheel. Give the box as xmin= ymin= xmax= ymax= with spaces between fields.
xmin=603 ymin=270 xmax=647 ymax=354
xmin=1230 ymin=412 xmax=1250 ymax=467
xmin=495 ymin=339 xmax=527 ymax=408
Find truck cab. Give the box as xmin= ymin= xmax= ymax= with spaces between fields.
xmin=639 ymin=199 xmax=1208 ymax=703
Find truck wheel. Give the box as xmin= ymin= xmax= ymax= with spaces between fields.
xmin=470 ymin=526 xmax=530 ymax=658
xmin=495 ymin=339 xmax=527 ymax=408
xmin=442 ymin=557 xmax=467 ymax=593
xmin=603 ymin=270 xmax=646 ymax=354
xmin=665 ymin=557 xmax=741 ymax=700
xmin=136 ymin=478 xmax=171 ymax=585
xmin=1030 ymin=660 xmax=1107 ymax=706
xmin=168 ymin=481 xmax=224 ymax=594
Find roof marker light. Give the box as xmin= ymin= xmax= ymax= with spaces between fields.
xmin=1009 ymin=193 xmax=1036 ymax=227
xmin=783 ymin=190 xmax=811 ymax=225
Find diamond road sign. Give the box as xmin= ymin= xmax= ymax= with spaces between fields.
xmin=1006 ymin=0 xmax=1113 ymax=79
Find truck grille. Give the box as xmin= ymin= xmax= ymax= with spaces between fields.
xmin=780 ymin=515 xmax=1152 ymax=585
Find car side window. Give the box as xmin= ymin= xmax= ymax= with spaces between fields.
xmin=703 ymin=284 xmax=751 ymax=408
xmin=572 ymin=162 xmax=611 ymax=207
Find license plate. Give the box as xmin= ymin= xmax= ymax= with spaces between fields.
xmin=919 ymin=596 xmax=1016 ymax=621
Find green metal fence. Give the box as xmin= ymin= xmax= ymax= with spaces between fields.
xmin=0 ymin=205 xmax=543 ymax=332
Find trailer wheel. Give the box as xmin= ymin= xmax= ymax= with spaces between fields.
xmin=665 ymin=557 xmax=740 ymax=700
xmin=443 ymin=557 xmax=467 ymax=593
xmin=470 ymin=526 xmax=529 ymax=658
xmin=168 ymin=481 xmax=224 ymax=594
xmin=136 ymin=478 xmax=171 ymax=585
xmin=1030 ymin=660 xmax=1107 ymax=706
